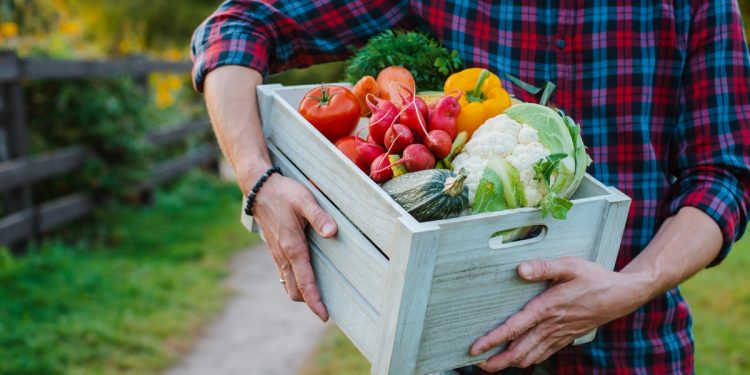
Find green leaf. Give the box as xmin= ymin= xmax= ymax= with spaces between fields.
xmin=472 ymin=166 xmax=509 ymax=214
xmin=539 ymin=193 xmax=573 ymax=219
xmin=539 ymin=81 xmax=557 ymax=106
xmin=505 ymin=73 xmax=542 ymax=95
xmin=533 ymin=153 xmax=567 ymax=187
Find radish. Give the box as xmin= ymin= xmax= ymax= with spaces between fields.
xmin=390 ymin=143 xmax=435 ymax=172
xmin=427 ymin=91 xmax=461 ymax=139
xmin=366 ymin=94 xmax=398 ymax=146
xmin=384 ymin=123 xmax=414 ymax=153
xmin=393 ymin=84 xmax=429 ymax=141
xmin=354 ymin=127 xmax=385 ymax=174
xmin=356 ymin=140 xmax=385 ymax=175
xmin=423 ymin=129 xmax=452 ymax=159
xmin=369 ymin=153 xmax=394 ymax=182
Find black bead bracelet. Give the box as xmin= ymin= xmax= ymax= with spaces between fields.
xmin=244 ymin=166 xmax=282 ymax=216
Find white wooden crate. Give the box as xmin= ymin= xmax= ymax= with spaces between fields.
xmin=243 ymin=83 xmax=631 ymax=375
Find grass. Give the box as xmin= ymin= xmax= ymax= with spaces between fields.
xmin=0 ymin=171 xmax=257 ymax=375
xmin=301 ymin=231 xmax=750 ymax=375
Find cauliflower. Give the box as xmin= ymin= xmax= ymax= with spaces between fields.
xmin=450 ymin=102 xmax=592 ymax=227
xmin=453 ymin=114 xmax=550 ymax=205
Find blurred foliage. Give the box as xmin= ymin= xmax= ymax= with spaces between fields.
xmin=26 ymin=78 xmax=152 ymax=199
xmin=0 ymin=171 xmax=256 ymax=375
xmin=0 ymin=0 xmax=219 ymax=58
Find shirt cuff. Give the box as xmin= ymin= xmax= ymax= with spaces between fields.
xmin=192 ymin=32 xmax=270 ymax=93
xmin=665 ymin=169 xmax=745 ymax=267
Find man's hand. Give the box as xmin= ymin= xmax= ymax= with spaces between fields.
xmin=469 ymin=257 xmax=646 ymax=371
xmin=203 ymin=65 xmax=338 ymax=321
xmin=253 ymin=174 xmax=336 ymax=322
xmin=469 ymin=206 xmax=723 ymax=371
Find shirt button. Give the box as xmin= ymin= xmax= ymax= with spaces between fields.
xmin=556 ymin=39 xmax=566 ymax=49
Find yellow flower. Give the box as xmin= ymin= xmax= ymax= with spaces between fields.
xmin=1 ymin=22 xmax=18 ymax=38
xmin=59 ymin=21 xmax=80 ymax=35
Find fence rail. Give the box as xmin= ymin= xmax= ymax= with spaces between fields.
xmin=0 ymin=51 xmax=218 ymax=248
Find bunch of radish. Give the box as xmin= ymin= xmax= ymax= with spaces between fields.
xmin=337 ymin=86 xmax=463 ymax=183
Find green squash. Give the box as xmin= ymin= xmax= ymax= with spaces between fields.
xmin=382 ymin=169 xmax=469 ymax=222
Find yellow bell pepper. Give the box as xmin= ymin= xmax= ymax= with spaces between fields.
xmin=443 ymin=68 xmax=511 ymax=138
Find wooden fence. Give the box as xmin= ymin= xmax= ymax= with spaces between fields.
xmin=0 ymin=51 xmax=218 ymax=247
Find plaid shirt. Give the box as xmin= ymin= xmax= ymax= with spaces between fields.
xmin=192 ymin=1 xmax=750 ymax=373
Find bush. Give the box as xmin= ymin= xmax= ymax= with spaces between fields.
xmin=25 ymin=77 xmax=153 ymax=199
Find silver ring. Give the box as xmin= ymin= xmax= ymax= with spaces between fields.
xmin=279 ymin=278 xmax=286 ymax=284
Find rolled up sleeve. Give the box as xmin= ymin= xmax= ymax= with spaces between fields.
xmin=190 ymin=0 xmax=414 ymax=92
xmin=665 ymin=0 xmax=750 ymax=266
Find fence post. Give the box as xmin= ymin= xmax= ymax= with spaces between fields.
xmin=131 ymin=56 xmax=155 ymax=205
xmin=0 ymin=51 xmax=35 ymax=250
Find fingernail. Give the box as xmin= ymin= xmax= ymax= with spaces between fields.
xmin=519 ymin=263 xmax=534 ymax=278
xmin=322 ymin=222 xmax=335 ymax=236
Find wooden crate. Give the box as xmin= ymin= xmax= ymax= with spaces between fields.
xmin=242 ymin=83 xmax=631 ymax=375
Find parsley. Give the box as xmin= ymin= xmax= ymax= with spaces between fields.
xmin=345 ymin=30 xmax=463 ymax=91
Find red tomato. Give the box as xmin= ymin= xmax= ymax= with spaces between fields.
xmin=298 ymin=85 xmax=360 ymax=142
xmin=335 ymin=135 xmax=369 ymax=172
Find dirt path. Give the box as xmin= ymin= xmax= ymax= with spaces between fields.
xmin=163 ymin=245 xmax=329 ymax=375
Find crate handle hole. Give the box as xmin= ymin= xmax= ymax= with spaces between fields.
xmin=488 ymin=225 xmax=547 ymax=249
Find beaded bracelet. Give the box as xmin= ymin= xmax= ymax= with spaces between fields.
xmin=244 ymin=166 xmax=282 ymax=216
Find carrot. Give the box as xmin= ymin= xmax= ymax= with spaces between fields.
xmin=376 ymin=66 xmax=415 ymax=109
xmin=352 ymin=75 xmax=379 ymax=116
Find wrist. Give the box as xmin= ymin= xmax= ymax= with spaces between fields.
xmin=237 ymin=161 xmax=273 ymax=196
xmin=617 ymin=268 xmax=660 ymax=308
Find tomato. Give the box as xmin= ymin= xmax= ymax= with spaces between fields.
xmin=335 ymin=135 xmax=369 ymax=172
xmin=298 ymin=85 xmax=360 ymax=142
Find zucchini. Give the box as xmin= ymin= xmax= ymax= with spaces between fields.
xmin=382 ymin=169 xmax=469 ymax=221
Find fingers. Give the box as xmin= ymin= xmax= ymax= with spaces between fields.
xmin=470 ymin=298 xmax=547 ymax=356
xmin=277 ymin=235 xmax=329 ymax=322
xmin=289 ymin=252 xmax=329 ymax=322
xmin=478 ymin=327 xmax=543 ymax=371
xmin=293 ymin=190 xmax=337 ymax=238
xmin=517 ymin=257 xmax=579 ymax=282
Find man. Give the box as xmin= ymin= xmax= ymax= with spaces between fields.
xmin=191 ymin=1 xmax=749 ymax=373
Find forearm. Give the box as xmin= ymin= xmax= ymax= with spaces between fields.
xmin=620 ymin=206 xmax=723 ymax=305
xmin=204 ymin=66 xmax=270 ymax=195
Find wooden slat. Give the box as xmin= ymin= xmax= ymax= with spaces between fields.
xmin=268 ymin=143 xmax=388 ymax=312
xmin=0 ymin=145 xmax=90 ymax=191
xmin=22 ymin=58 xmax=192 ymax=80
xmin=310 ymin=241 xmax=380 ymax=361
xmin=373 ymin=220 xmax=441 ymax=375
xmin=0 ymin=208 xmax=33 ymax=245
xmin=0 ymin=52 xmax=20 ymax=83
xmin=147 ymin=118 xmax=211 ymax=146
xmin=144 ymin=145 xmax=218 ymax=189
xmin=38 ymin=193 xmax=94 ymax=232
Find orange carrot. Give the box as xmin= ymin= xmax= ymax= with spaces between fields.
xmin=376 ymin=66 xmax=415 ymax=108
xmin=352 ymin=75 xmax=379 ymax=116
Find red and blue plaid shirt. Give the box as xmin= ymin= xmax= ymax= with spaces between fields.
xmin=192 ymin=1 xmax=750 ymax=373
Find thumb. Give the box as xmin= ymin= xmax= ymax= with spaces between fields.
xmin=517 ymin=258 xmax=577 ymax=282
xmin=296 ymin=192 xmax=337 ymax=238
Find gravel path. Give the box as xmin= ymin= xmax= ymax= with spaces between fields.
xmin=163 ymin=245 xmax=329 ymax=375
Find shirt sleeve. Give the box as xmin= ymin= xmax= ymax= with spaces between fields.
xmin=190 ymin=0 xmax=414 ymax=92
xmin=665 ymin=0 xmax=750 ymax=266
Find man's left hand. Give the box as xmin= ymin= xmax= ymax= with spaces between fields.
xmin=469 ymin=257 xmax=647 ymax=371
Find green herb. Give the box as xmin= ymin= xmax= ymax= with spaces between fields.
xmin=345 ymin=30 xmax=463 ymax=90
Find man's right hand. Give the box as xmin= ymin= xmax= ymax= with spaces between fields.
xmin=203 ymin=66 xmax=336 ymax=321
xmin=251 ymin=173 xmax=337 ymax=321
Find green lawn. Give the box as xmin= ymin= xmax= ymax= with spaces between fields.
xmin=302 ymin=231 xmax=750 ymax=375
xmin=0 ymin=172 xmax=257 ymax=375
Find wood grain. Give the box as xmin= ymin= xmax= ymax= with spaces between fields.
xmin=373 ymin=219 xmax=441 ymax=375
